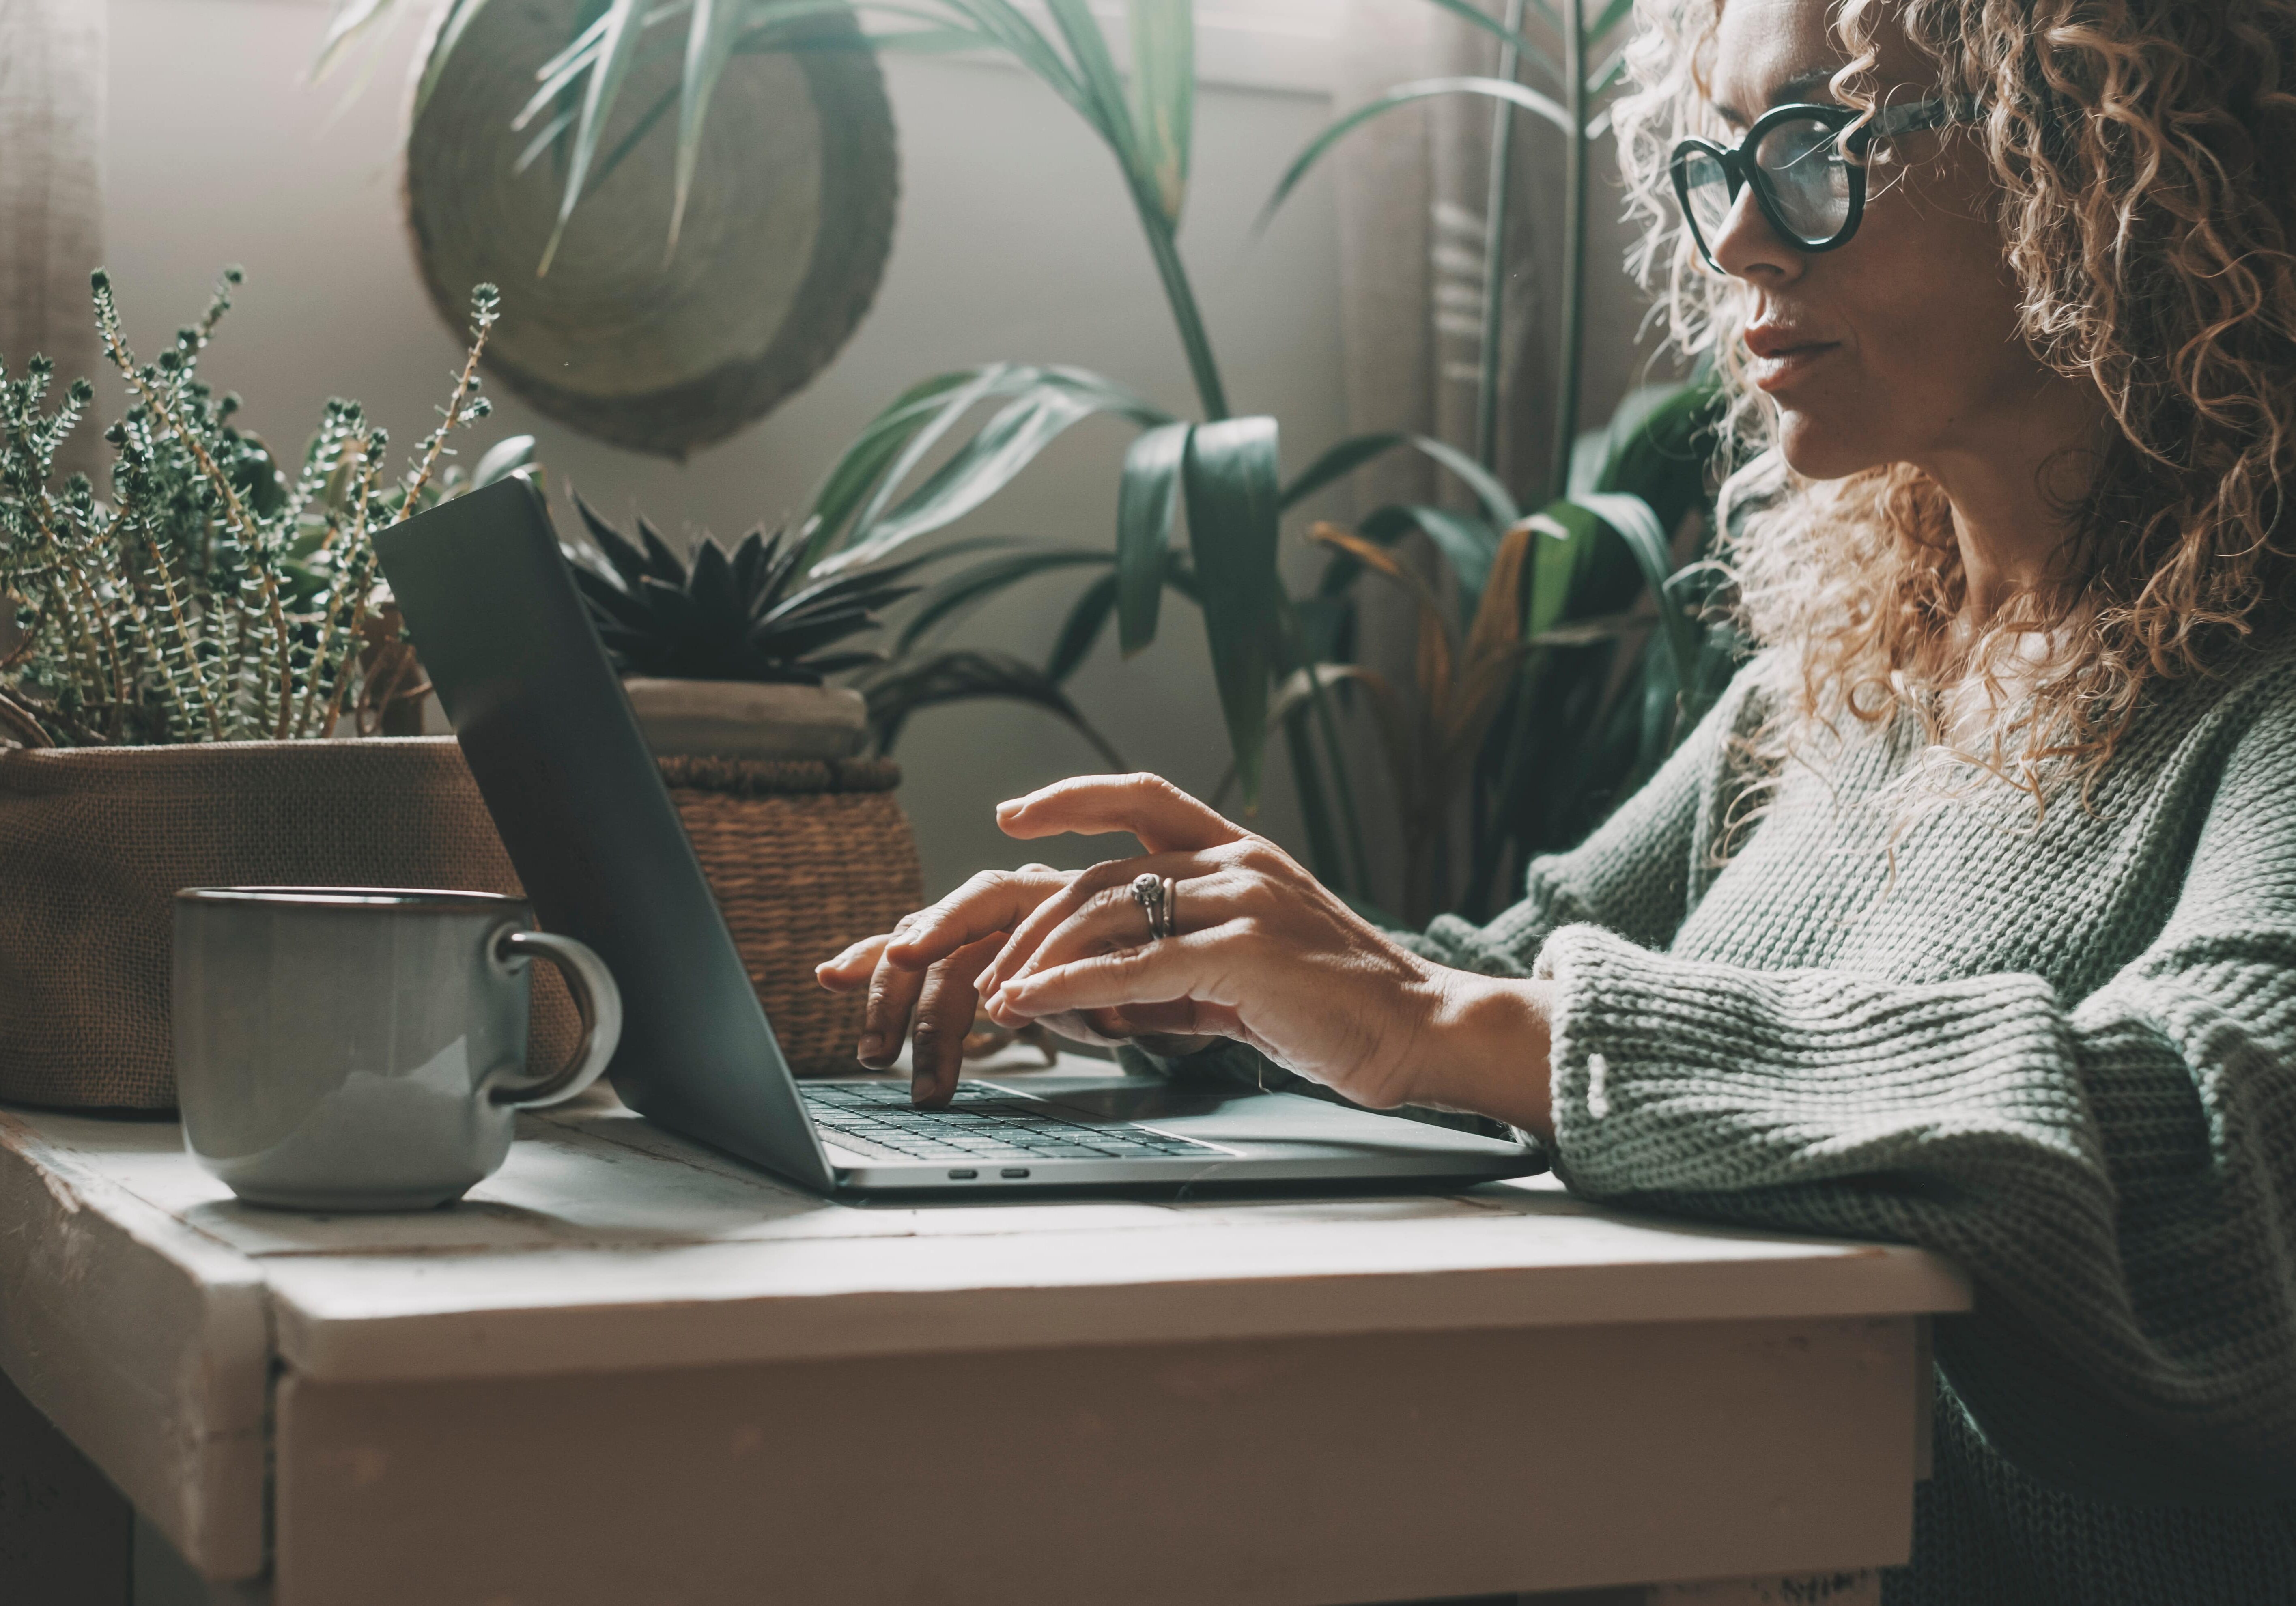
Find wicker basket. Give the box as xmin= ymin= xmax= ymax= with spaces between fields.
xmin=0 ymin=738 xmax=579 ymax=1110
xmin=660 ymin=754 xmax=921 ymax=1076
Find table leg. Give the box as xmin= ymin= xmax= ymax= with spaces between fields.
xmin=0 ymin=1358 xmax=132 ymax=1605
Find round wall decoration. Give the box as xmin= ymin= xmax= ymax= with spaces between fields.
xmin=402 ymin=0 xmax=899 ymax=460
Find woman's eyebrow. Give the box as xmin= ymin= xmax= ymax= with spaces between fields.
xmin=1713 ymin=65 xmax=1844 ymax=127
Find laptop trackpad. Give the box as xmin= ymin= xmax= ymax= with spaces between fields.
xmin=1026 ymin=1081 xmax=1502 ymax=1155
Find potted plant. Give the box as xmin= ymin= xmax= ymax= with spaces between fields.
xmin=563 ymin=497 xmax=946 ymax=1074
xmin=0 ymin=267 xmax=574 ymax=1110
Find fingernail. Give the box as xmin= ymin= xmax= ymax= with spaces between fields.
xmin=910 ymin=1074 xmax=936 ymax=1104
xmin=856 ymin=1032 xmax=884 ymax=1058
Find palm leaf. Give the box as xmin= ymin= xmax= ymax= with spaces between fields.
xmin=669 ymin=0 xmax=749 ymax=256
xmin=1128 ymin=0 xmax=1194 ymax=226
xmin=1261 ymin=77 xmax=1571 ymax=230
xmin=801 ymin=369 xmax=1008 ymax=565
xmin=894 ymin=547 xmax=1111 ymax=654
xmin=1571 ymin=489 xmax=1697 ymax=692
xmin=538 ymin=0 xmax=651 ymax=276
xmin=1183 ymin=417 xmax=1283 ymax=806
xmin=312 ymin=0 xmax=401 ymax=82
xmin=1418 ymin=0 xmax=1562 ymax=82
xmin=1046 ymin=570 xmax=1121 ymax=683
xmin=835 ymin=386 xmax=1105 ymax=570
xmin=1117 ymin=422 xmax=1188 ymax=655
xmin=863 ymin=647 xmax=1127 ymax=769
xmin=1280 ymin=430 xmax=1519 ymax=527
xmin=1039 ymin=0 xmax=1136 ymax=157
xmin=808 ymin=365 xmax=1168 ymax=573
xmin=932 ymin=0 xmax=1091 ymax=117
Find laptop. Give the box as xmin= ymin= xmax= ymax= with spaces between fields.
xmin=374 ymin=476 xmax=1543 ymax=1196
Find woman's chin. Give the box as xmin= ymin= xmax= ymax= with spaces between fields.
xmin=1774 ymin=413 xmax=1888 ymax=482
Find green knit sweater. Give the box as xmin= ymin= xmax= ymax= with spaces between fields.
xmin=1401 ymin=644 xmax=2296 ymax=1603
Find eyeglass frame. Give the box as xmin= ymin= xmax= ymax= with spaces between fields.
xmin=1669 ymin=97 xmax=1981 ymax=272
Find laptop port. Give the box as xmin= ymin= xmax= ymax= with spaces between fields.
xmin=1001 ymin=1168 xmax=1030 ymax=1178
xmin=947 ymin=1169 xmax=978 ymax=1180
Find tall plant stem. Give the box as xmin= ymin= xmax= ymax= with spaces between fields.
xmin=1133 ymin=196 xmax=1231 ymax=422
xmin=1276 ymin=599 xmax=1375 ymax=901
xmin=1545 ymin=0 xmax=1590 ymax=502
xmin=1473 ymin=0 xmax=1528 ymax=473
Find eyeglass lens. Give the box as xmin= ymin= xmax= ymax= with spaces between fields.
xmin=1680 ymin=115 xmax=1854 ymax=256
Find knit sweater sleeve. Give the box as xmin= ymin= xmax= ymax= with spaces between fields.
xmin=1403 ymin=664 xmax=1777 ymax=976
xmin=1535 ymin=689 xmax=2296 ymax=1507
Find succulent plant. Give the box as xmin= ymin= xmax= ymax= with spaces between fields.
xmin=568 ymin=494 xmax=922 ymax=686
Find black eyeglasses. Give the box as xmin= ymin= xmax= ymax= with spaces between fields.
xmin=1670 ymin=98 xmax=1979 ymax=270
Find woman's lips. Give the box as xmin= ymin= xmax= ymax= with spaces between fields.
xmin=1747 ymin=340 xmax=1842 ymax=393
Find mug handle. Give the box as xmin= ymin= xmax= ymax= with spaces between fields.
xmin=482 ymin=928 xmax=624 ymax=1109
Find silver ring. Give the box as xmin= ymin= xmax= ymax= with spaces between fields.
xmin=1130 ymin=872 xmax=1172 ymax=941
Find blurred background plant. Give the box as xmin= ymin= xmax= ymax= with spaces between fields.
xmin=315 ymin=0 xmax=1742 ymax=922
xmin=0 ymin=268 xmax=527 ymax=749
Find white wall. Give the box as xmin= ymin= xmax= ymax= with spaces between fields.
xmin=102 ymin=0 xmax=1359 ymax=897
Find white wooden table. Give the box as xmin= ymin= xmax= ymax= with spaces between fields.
xmin=0 ymin=1059 xmax=1968 ymax=1606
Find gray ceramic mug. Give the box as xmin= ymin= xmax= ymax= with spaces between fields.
xmin=172 ymin=888 xmax=622 ymax=1211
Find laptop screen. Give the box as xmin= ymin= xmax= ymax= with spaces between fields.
xmin=375 ymin=476 xmax=834 ymax=1190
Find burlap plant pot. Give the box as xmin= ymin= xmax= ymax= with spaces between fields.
xmin=658 ymin=755 xmax=921 ymax=1076
xmin=0 ymin=738 xmax=578 ymax=1110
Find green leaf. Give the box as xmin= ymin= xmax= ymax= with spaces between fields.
xmin=895 ymin=547 xmax=1110 ymax=654
xmin=1129 ymin=0 xmax=1194 ymax=226
xmin=1588 ymin=0 xmax=1638 ymax=43
xmin=469 ymin=435 xmax=537 ymax=488
xmin=1046 ymin=569 xmax=1121 ymax=683
xmin=1416 ymin=0 xmax=1562 ymax=82
xmin=1573 ymin=489 xmax=1698 ymax=692
xmin=839 ymin=365 xmax=1019 ymax=555
xmin=862 ymin=647 xmax=1128 ymax=769
xmin=413 ymin=0 xmax=501 ymax=115
xmin=810 ymin=366 xmax=1169 ymax=573
xmin=1316 ymin=503 xmax=1501 ymax=621
xmin=845 ymin=387 xmax=1100 ymax=567
xmin=1184 ymin=416 xmax=1283 ymax=806
xmin=538 ymin=0 xmax=651 ymax=276
xmin=1523 ymin=499 xmax=1599 ymax=639
xmin=312 ymin=0 xmax=401 ymax=83
xmin=1039 ymin=0 xmax=1136 ymax=157
xmin=1279 ymin=431 xmax=1520 ymax=526
xmin=669 ymin=0 xmax=750 ymax=256
xmin=1261 ymin=77 xmax=1571 ymax=230
xmin=1117 ymin=422 xmax=1188 ymax=655
xmin=801 ymin=369 xmax=1007 ymax=565
xmin=932 ymin=0 xmax=1091 ymax=118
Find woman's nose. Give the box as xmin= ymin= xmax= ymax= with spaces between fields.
xmin=1711 ymin=182 xmax=1804 ymax=284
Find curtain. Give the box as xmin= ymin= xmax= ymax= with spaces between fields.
xmin=1326 ymin=0 xmax=1668 ymax=910
xmin=1332 ymin=0 xmax=1659 ymax=512
xmin=0 ymin=0 xmax=107 ymax=483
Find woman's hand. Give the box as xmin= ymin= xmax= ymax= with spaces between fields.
xmin=819 ymin=773 xmax=1556 ymax=1138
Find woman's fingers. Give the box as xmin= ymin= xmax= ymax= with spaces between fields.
xmin=996 ymin=773 xmax=1243 ymax=855
xmin=979 ymin=850 xmax=1216 ymax=998
xmin=990 ymin=932 xmax=1233 ymax=1022
xmin=999 ymin=871 xmax=1240 ymax=990
xmin=883 ymin=865 xmax=1071 ymax=971
xmin=908 ymin=934 xmax=1003 ymax=1107
xmin=816 ymin=932 xmax=891 ymax=994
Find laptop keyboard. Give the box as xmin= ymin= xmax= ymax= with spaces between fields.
xmin=801 ymin=1080 xmax=1225 ymax=1164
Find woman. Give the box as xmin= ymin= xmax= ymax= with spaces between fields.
xmin=819 ymin=0 xmax=2296 ymax=1597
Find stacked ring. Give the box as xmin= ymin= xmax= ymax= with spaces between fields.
xmin=1130 ymin=872 xmax=1176 ymax=941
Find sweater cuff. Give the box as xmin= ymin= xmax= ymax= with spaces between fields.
xmin=1532 ymin=922 xmax=2085 ymax=1200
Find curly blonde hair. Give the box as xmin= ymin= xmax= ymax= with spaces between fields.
xmin=1615 ymin=0 xmax=2296 ymax=792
